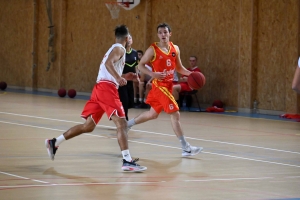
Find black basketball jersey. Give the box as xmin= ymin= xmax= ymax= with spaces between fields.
xmin=122 ymin=48 xmax=138 ymax=74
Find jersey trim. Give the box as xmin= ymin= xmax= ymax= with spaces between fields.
xmin=125 ymin=61 xmax=137 ymax=67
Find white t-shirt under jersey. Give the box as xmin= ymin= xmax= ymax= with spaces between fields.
xmin=96 ymin=43 xmax=126 ymax=86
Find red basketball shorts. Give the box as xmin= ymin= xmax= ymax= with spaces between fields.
xmin=146 ymin=84 xmax=179 ymax=114
xmin=81 ymin=81 xmax=126 ymax=124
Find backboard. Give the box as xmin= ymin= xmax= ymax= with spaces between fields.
xmin=117 ymin=0 xmax=140 ymax=10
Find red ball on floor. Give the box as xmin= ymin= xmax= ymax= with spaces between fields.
xmin=57 ymin=88 xmax=66 ymax=97
xmin=0 ymin=81 xmax=7 ymax=90
xmin=68 ymin=89 xmax=76 ymax=98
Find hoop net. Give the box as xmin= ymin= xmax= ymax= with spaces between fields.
xmin=105 ymin=2 xmax=129 ymax=19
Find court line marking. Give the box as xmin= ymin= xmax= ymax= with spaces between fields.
xmin=1 ymin=176 xmax=299 ymax=190
xmin=0 ymin=120 xmax=299 ymax=169
xmin=0 ymin=111 xmax=299 ymax=155
xmin=0 ymin=171 xmax=49 ymax=184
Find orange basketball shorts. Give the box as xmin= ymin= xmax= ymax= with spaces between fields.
xmin=146 ymin=84 xmax=179 ymax=114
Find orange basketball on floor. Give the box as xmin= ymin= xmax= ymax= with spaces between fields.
xmin=187 ymin=72 xmax=206 ymax=90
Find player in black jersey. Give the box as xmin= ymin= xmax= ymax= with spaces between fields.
xmin=118 ymin=34 xmax=139 ymax=120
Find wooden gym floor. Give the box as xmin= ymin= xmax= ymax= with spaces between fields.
xmin=0 ymin=91 xmax=299 ymax=200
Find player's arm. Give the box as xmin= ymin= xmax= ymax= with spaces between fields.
xmin=174 ymin=45 xmax=191 ymax=77
xmin=138 ymin=47 xmax=166 ymax=80
xmin=292 ymin=57 xmax=300 ymax=94
xmin=105 ymin=47 xmax=127 ymax=86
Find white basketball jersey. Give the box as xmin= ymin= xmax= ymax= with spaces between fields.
xmin=96 ymin=43 xmax=126 ymax=86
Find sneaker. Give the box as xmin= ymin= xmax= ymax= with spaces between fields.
xmin=122 ymin=158 xmax=147 ymax=172
xmin=182 ymin=144 xmax=203 ymax=157
xmin=45 ymin=138 xmax=58 ymax=160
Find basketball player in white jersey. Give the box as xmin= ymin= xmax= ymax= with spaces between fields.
xmin=45 ymin=25 xmax=147 ymax=172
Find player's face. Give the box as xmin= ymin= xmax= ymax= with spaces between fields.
xmin=157 ymin=27 xmax=171 ymax=43
xmin=126 ymin=35 xmax=133 ymax=47
xmin=189 ymin=57 xmax=197 ymax=67
xmin=138 ymin=52 xmax=143 ymax=59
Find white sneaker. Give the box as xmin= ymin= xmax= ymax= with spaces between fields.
xmin=182 ymin=144 xmax=203 ymax=157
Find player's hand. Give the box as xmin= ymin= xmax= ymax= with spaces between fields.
xmin=123 ymin=72 xmax=139 ymax=81
xmin=117 ymin=76 xmax=127 ymax=86
xmin=152 ymin=69 xmax=167 ymax=81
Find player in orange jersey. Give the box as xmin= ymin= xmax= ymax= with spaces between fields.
xmin=127 ymin=23 xmax=203 ymax=157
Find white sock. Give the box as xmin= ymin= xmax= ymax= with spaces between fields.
xmin=122 ymin=150 xmax=132 ymax=162
xmin=55 ymin=135 xmax=66 ymax=146
xmin=179 ymin=135 xmax=188 ymax=149
xmin=139 ymin=98 xmax=143 ymax=102
xmin=127 ymin=118 xmax=136 ymax=128
xmin=134 ymin=98 xmax=138 ymax=103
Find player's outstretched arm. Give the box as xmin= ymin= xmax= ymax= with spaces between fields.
xmin=174 ymin=45 xmax=191 ymax=77
xmin=105 ymin=47 xmax=127 ymax=86
xmin=292 ymin=57 xmax=300 ymax=94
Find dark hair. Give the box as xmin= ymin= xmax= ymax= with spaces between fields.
xmin=137 ymin=50 xmax=144 ymax=55
xmin=115 ymin=25 xmax=129 ymax=39
xmin=157 ymin=23 xmax=171 ymax=32
xmin=190 ymin=56 xmax=197 ymax=60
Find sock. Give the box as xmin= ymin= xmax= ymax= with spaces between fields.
xmin=134 ymin=98 xmax=138 ymax=103
xmin=143 ymin=99 xmax=147 ymax=103
xmin=139 ymin=98 xmax=143 ymax=102
xmin=127 ymin=118 xmax=136 ymax=128
xmin=55 ymin=135 xmax=66 ymax=146
xmin=122 ymin=149 xmax=132 ymax=162
xmin=178 ymin=135 xmax=188 ymax=149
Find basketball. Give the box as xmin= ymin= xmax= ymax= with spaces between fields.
xmin=68 ymin=89 xmax=77 ymax=98
xmin=187 ymin=72 xmax=206 ymax=90
xmin=58 ymin=88 xmax=66 ymax=97
xmin=0 ymin=81 xmax=7 ymax=90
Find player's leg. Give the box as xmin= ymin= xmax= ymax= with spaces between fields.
xmin=169 ymin=111 xmax=203 ymax=157
xmin=127 ymin=107 xmax=159 ymax=128
xmin=172 ymin=84 xmax=181 ymax=101
xmin=111 ymin=109 xmax=147 ymax=172
xmin=133 ymin=81 xmax=139 ymax=104
xmin=127 ymin=81 xmax=135 ymax=109
xmin=139 ymin=81 xmax=145 ymax=103
xmin=118 ymin=85 xmax=129 ymax=121
xmin=45 ymin=84 xmax=104 ymax=160
xmin=45 ymin=115 xmax=97 ymax=160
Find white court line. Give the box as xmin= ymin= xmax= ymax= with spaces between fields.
xmin=0 ymin=171 xmax=49 ymax=184
xmin=1 ymin=111 xmax=299 ymax=155
xmin=1 ymin=176 xmax=298 ymax=189
xmin=0 ymin=120 xmax=300 ymax=169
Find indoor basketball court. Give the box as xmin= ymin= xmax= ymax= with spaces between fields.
xmin=0 ymin=90 xmax=299 ymax=199
xmin=0 ymin=0 xmax=300 ymax=199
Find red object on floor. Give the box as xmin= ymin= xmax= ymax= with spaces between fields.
xmin=280 ymin=114 xmax=300 ymax=122
xmin=206 ymin=106 xmax=224 ymax=112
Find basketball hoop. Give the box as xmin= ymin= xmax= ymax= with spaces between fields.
xmin=105 ymin=2 xmax=129 ymax=19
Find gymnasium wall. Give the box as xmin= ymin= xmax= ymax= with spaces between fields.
xmin=0 ymin=0 xmax=299 ymax=113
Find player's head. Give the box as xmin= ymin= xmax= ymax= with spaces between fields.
xmin=156 ymin=23 xmax=172 ymax=43
xmin=114 ymin=25 xmax=129 ymax=44
xmin=137 ymin=50 xmax=144 ymax=60
xmin=126 ymin=34 xmax=133 ymax=47
xmin=189 ymin=56 xmax=197 ymax=67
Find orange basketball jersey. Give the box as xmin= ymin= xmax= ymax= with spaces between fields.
xmin=150 ymin=42 xmax=177 ymax=88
